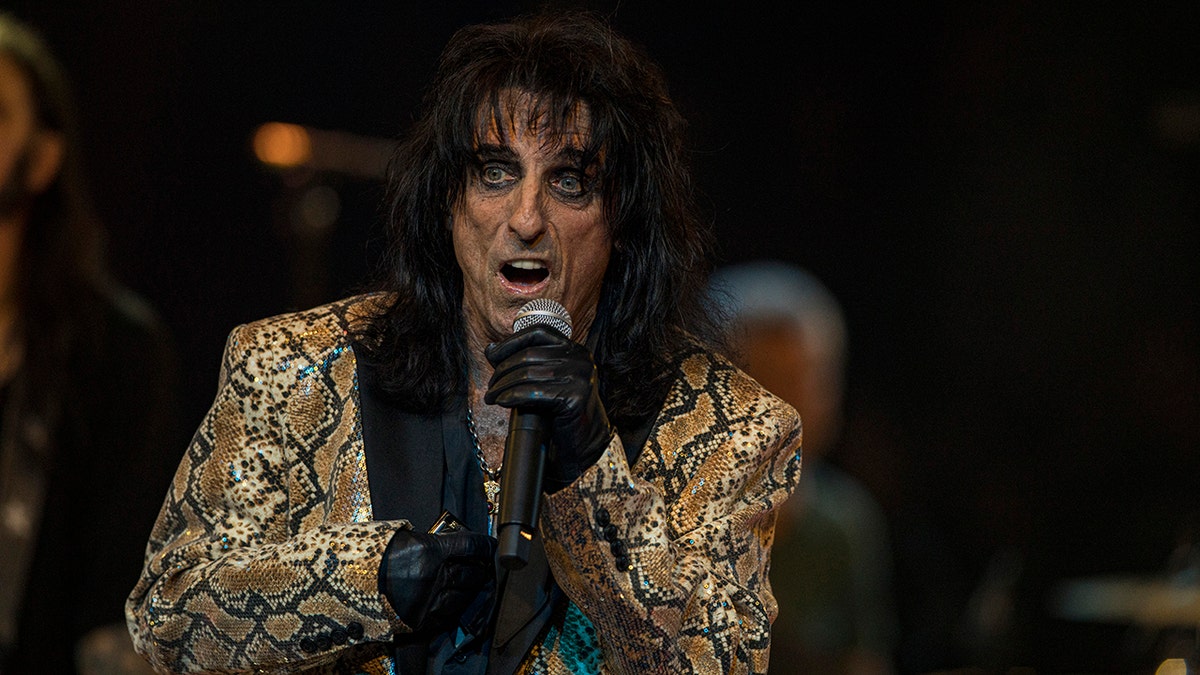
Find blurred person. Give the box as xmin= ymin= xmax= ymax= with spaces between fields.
xmin=125 ymin=12 xmax=802 ymax=674
xmin=0 ymin=12 xmax=179 ymax=674
xmin=713 ymin=260 xmax=898 ymax=674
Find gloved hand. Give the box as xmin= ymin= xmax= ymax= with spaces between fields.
xmin=485 ymin=324 xmax=613 ymax=493
xmin=378 ymin=528 xmax=497 ymax=635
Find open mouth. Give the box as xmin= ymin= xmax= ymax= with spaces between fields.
xmin=501 ymin=260 xmax=549 ymax=286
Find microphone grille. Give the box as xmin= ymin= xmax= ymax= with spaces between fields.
xmin=513 ymin=298 xmax=573 ymax=339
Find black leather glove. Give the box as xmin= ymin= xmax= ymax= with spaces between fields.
xmin=378 ymin=528 xmax=497 ymax=635
xmin=485 ymin=324 xmax=613 ymax=493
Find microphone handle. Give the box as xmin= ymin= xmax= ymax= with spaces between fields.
xmin=497 ymin=409 xmax=550 ymax=569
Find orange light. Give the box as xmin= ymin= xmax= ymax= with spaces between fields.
xmin=253 ymin=122 xmax=313 ymax=168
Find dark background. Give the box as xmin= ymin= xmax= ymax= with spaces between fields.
xmin=7 ymin=1 xmax=1198 ymax=671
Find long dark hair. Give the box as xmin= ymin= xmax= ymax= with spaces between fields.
xmin=362 ymin=11 xmax=721 ymax=425
xmin=1 ymin=13 xmax=106 ymax=400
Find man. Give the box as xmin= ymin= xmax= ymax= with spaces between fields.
xmin=0 ymin=12 xmax=178 ymax=674
xmin=713 ymin=261 xmax=897 ymax=674
xmin=127 ymin=13 xmax=801 ymax=674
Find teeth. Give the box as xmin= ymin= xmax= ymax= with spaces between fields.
xmin=509 ymin=260 xmax=546 ymax=270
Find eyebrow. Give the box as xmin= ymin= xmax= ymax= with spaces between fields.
xmin=473 ymin=143 xmax=519 ymax=162
xmin=555 ymin=145 xmax=589 ymax=167
xmin=472 ymin=143 xmax=591 ymax=168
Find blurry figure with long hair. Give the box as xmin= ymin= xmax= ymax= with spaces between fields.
xmin=714 ymin=260 xmax=898 ymax=674
xmin=0 ymin=12 xmax=178 ymax=674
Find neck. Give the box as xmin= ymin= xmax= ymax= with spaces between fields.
xmin=0 ymin=216 xmax=27 ymax=384
xmin=0 ymin=217 xmax=22 ymax=349
xmin=0 ymin=278 xmax=20 ymax=386
xmin=461 ymin=321 xmax=498 ymax=424
xmin=0 ymin=216 xmax=21 ymax=297
xmin=0 ymin=300 xmax=16 ymax=360
xmin=464 ymin=335 xmax=492 ymax=399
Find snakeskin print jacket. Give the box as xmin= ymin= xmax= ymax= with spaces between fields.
xmin=125 ymin=295 xmax=802 ymax=674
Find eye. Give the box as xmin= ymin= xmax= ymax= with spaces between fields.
xmin=481 ymin=165 xmax=510 ymax=185
xmin=558 ymin=175 xmax=581 ymax=193
xmin=553 ymin=172 xmax=587 ymax=197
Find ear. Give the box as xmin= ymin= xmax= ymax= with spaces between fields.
xmin=25 ymin=130 xmax=64 ymax=194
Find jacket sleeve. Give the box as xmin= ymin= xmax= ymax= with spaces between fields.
xmin=125 ymin=322 xmax=407 ymax=673
xmin=538 ymin=356 xmax=803 ymax=675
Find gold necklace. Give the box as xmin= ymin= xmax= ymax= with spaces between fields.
xmin=465 ymin=405 xmax=500 ymax=536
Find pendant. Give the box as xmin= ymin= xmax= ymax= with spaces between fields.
xmin=484 ymin=479 xmax=500 ymax=536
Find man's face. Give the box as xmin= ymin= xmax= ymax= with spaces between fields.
xmin=740 ymin=318 xmax=842 ymax=460
xmin=0 ymin=55 xmax=39 ymax=215
xmin=453 ymin=96 xmax=611 ymax=348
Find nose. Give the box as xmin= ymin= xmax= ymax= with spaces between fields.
xmin=508 ymin=180 xmax=547 ymax=246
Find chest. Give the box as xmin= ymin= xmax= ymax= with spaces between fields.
xmin=467 ymin=398 xmax=509 ymax=470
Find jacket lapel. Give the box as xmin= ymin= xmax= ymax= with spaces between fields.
xmin=352 ymin=343 xmax=443 ymax=528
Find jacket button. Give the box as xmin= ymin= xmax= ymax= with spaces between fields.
xmin=594 ymin=507 xmax=611 ymax=528
xmin=347 ymin=621 xmax=364 ymax=640
xmin=615 ymin=555 xmax=631 ymax=571
xmin=331 ymin=628 xmax=348 ymax=645
xmin=602 ymin=524 xmax=618 ymax=541
xmin=300 ymin=637 xmax=317 ymax=653
xmin=610 ymin=540 xmax=627 ymax=557
xmin=317 ymin=634 xmax=333 ymax=650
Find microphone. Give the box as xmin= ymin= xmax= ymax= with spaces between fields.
xmin=497 ymin=298 xmax=572 ymax=570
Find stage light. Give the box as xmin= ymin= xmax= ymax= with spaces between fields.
xmin=251 ymin=122 xmax=392 ymax=179
xmin=253 ymin=122 xmax=313 ymax=168
xmin=1155 ymin=658 xmax=1188 ymax=675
